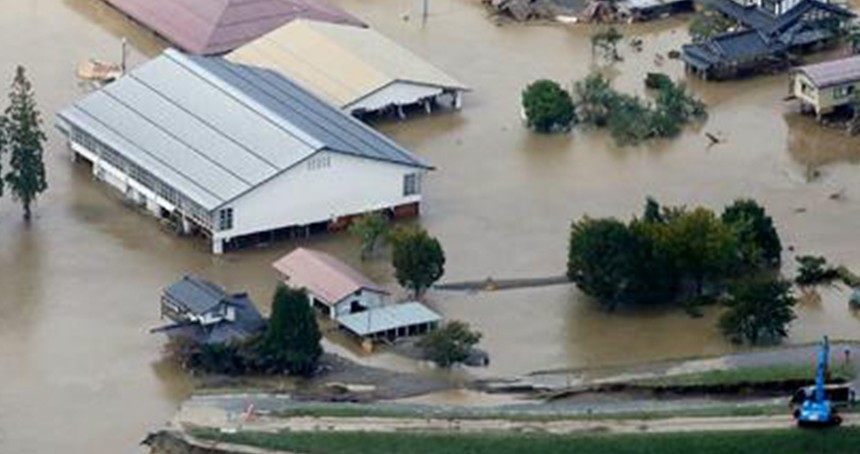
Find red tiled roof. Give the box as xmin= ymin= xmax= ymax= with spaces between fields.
xmin=272 ymin=248 xmax=388 ymax=305
xmin=105 ymin=0 xmax=366 ymax=55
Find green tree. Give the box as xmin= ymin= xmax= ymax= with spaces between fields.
xmin=719 ymin=278 xmax=797 ymax=344
xmin=521 ymin=80 xmax=576 ymax=133
xmin=721 ymin=199 xmax=782 ymax=269
xmin=574 ymin=73 xmax=616 ymax=126
xmin=662 ymin=208 xmax=739 ymax=297
xmin=418 ymin=320 xmax=482 ymax=367
xmin=3 ymin=66 xmax=47 ymax=221
xmin=349 ymin=212 xmax=390 ymax=260
xmin=567 ymin=217 xmax=640 ymax=310
xmin=794 ymin=255 xmax=840 ymax=286
xmin=391 ymin=227 xmax=445 ymax=298
xmin=257 ymin=285 xmax=322 ymax=376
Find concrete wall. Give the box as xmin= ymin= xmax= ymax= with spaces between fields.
xmin=214 ymin=150 xmax=424 ymax=244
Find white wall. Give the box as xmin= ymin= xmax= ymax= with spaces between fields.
xmin=215 ymin=150 xmax=424 ymax=242
xmin=347 ymin=81 xmax=446 ymax=113
xmin=332 ymin=289 xmax=387 ymax=320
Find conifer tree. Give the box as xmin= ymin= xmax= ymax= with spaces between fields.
xmin=4 ymin=66 xmax=47 ymax=221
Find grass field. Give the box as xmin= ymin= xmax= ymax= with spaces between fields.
xmin=634 ymin=364 xmax=855 ymax=388
xmin=195 ymin=428 xmax=860 ymax=454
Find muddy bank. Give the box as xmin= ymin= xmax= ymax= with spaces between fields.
xmin=144 ymin=431 xmax=285 ymax=454
xmin=194 ymin=354 xmax=451 ymax=402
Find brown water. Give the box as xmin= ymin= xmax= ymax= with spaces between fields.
xmin=1 ymin=0 xmax=860 ymax=452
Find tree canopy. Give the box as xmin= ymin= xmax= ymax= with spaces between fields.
xmin=3 ymin=66 xmax=47 ymax=221
xmin=418 ymin=320 xmax=482 ymax=367
xmin=521 ymin=79 xmax=576 ymax=133
xmin=719 ymin=278 xmax=797 ymax=344
xmin=721 ymin=199 xmax=782 ymax=269
xmin=391 ymin=227 xmax=446 ymax=298
xmin=256 ymin=285 xmax=323 ymax=376
xmin=349 ymin=212 xmax=390 ymax=260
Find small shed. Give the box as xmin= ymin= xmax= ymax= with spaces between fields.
xmin=272 ymin=248 xmax=389 ymax=320
xmin=153 ymin=276 xmax=265 ymax=345
xmin=337 ymin=302 xmax=441 ymax=341
xmin=791 ymin=55 xmax=860 ymax=118
xmin=229 ymin=19 xmax=469 ymax=118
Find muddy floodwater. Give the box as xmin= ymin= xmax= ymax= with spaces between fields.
xmin=1 ymin=0 xmax=860 ymax=452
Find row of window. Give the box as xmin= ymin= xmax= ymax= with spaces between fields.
xmin=403 ymin=173 xmax=422 ymax=196
xmin=833 ymin=84 xmax=856 ymax=100
xmin=71 ymin=127 xmax=213 ymax=229
xmin=307 ymin=154 xmax=331 ymax=171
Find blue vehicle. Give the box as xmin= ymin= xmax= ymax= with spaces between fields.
xmin=794 ymin=336 xmax=843 ymax=427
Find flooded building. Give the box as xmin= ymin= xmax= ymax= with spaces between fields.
xmin=55 ymin=49 xmax=432 ymax=254
xmin=272 ymin=248 xmax=441 ymax=342
xmin=152 ymin=276 xmax=266 ymax=345
xmin=229 ymin=19 xmax=469 ymax=118
xmin=682 ymin=0 xmax=854 ymax=79
xmin=791 ymin=54 xmax=860 ymax=118
xmin=103 ymin=0 xmax=366 ymax=55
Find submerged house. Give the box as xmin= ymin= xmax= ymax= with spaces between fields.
xmin=272 ymin=248 xmax=441 ymax=342
xmin=152 ymin=276 xmax=265 ymax=345
xmin=103 ymin=0 xmax=365 ymax=55
xmin=228 ymin=19 xmax=469 ymax=118
xmin=227 ymin=20 xmax=468 ymax=117
xmin=682 ymin=0 xmax=854 ymax=79
xmin=56 ymin=50 xmax=432 ymax=254
xmin=791 ymin=54 xmax=860 ymax=118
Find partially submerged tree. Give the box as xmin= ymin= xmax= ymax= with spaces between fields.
xmin=3 ymin=66 xmax=47 ymax=221
xmin=391 ymin=227 xmax=445 ymax=298
xmin=418 ymin=320 xmax=482 ymax=367
xmin=795 ymin=255 xmax=840 ymax=286
xmin=521 ymin=80 xmax=576 ymax=133
xmin=349 ymin=212 xmax=390 ymax=260
xmin=567 ymin=217 xmax=640 ymax=310
xmin=255 ymin=285 xmax=322 ymax=376
xmin=722 ymin=199 xmax=782 ymax=270
xmin=719 ymin=278 xmax=797 ymax=344
xmin=591 ymin=27 xmax=624 ymax=63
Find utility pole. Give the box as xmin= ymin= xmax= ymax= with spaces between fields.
xmin=121 ymin=38 xmax=128 ymax=73
xmin=422 ymin=0 xmax=429 ymax=25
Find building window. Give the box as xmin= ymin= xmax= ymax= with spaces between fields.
xmin=307 ymin=154 xmax=331 ymax=171
xmin=218 ymin=208 xmax=233 ymax=231
xmin=834 ymin=85 xmax=856 ymax=99
xmin=403 ymin=173 xmax=421 ymax=196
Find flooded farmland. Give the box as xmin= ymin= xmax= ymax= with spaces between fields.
xmin=1 ymin=0 xmax=860 ymax=453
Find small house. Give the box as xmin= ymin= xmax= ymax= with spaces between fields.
xmin=153 ymin=276 xmax=265 ymax=345
xmin=791 ymin=55 xmax=860 ymax=118
xmin=272 ymin=248 xmax=441 ymax=342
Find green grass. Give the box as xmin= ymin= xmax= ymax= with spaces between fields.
xmin=194 ymin=427 xmax=860 ymax=454
xmin=634 ymin=364 xmax=855 ymax=388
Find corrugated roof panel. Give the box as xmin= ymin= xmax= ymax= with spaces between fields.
xmin=127 ymin=56 xmax=317 ymax=170
xmin=338 ymin=302 xmax=442 ymax=337
xmin=58 ymin=107 xmax=224 ymax=209
xmin=104 ymin=76 xmax=276 ymax=185
xmin=75 ymin=91 xmax=249 ymax=202
xmin=800 ymin=55 xmax=860 ymax=88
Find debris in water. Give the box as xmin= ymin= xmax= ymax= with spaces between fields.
xmin=76 ymin=59 xmax=123 ymax=83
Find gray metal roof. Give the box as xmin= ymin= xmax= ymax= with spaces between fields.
xmin=164 ymin=275 xmax=231 ymax=315
xmin=798 ymin=55 xmax=860 ymax=88
xmin=57 ymin=49 xmax=430 ymax=211
xmin=337 ymin=302 xmax=441 ymax=337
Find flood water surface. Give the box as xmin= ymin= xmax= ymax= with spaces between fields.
xmin=1 ymin=0 xmax=860 ymax=452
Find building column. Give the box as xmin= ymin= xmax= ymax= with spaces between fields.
xmin=180 ymin=215 xmax=192 ymax=235
xmin=453 ymin=91 xmax=463 ymax=109
xmin=212 ymin=238 xmax=224 ymax=255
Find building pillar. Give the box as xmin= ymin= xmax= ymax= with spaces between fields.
xmin=397 ymin=105 xmax=405 ymax=120
xmin=212 ymin=238 xmax=224 ymax=255
xmin=453 ymin=91 xmax=463 ymax=109
xmin=424 ymin=99 xmax=432 ymax=114
xmin=180 ymin=215 xmax=192 ymax=235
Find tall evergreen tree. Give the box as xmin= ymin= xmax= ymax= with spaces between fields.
xmin=4 ymin=66 xmax=47 ymax=221
xmin=257 ymin=285 xmax=323 ymax=376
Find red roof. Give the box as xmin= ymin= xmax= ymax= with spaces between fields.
xmin=272 ymin=248 xmax=388 ymax=306
xmin=105 ymin=0 xmax=366 ymax=55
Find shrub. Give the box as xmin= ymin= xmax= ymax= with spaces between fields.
xmin=522 ymin=80 xmax=576 ymax=133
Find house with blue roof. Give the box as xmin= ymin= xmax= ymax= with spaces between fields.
xmin=682 ymin=0 xmax=854 ymax=80
xmin=56 ymin=49 xmax=432 ymax=253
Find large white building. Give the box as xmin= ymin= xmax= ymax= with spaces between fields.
xmin=228 ymin=19 xmax=469 ymax=118
xmin=56 ymin=49 xmax=432 ymax=254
